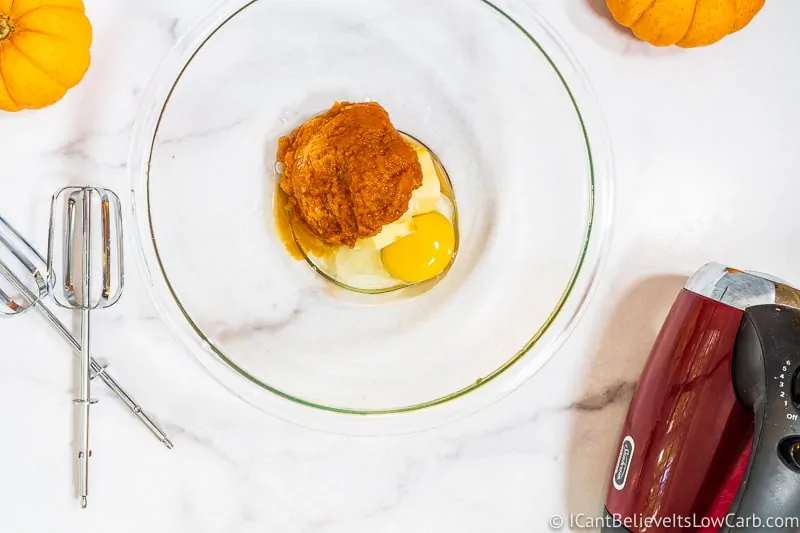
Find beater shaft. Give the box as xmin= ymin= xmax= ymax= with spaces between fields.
xmin=76 ymin=191 xmax=92 ymax=508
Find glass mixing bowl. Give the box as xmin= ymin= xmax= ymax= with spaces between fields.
xmin=129 ymin=0 xmax=614 ymax=434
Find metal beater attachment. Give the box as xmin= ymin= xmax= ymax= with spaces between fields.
xmin=0 ymin=213 xmax=172 ymax=442
xmin=0 ymin=216 xmax=48 ymax=315
xmin=48 ymin=187 xmax=125 ymax=509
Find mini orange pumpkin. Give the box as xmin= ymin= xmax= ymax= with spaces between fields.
xmin=606 ymin=0 xmax=765 ymax=48
xmin=0 ymin=0 xmax=92 ymax=112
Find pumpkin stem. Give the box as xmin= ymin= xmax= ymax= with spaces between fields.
xmin=0 ymin=16 xmax=11 ymax=41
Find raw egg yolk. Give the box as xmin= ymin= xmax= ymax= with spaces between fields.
xmin=381 ymin=212 xmax=455 ymax=283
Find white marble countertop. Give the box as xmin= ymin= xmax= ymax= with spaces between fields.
xmin=1 ymin=0 xmax=799 ymax=531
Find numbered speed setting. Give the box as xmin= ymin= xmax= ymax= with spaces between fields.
xmin=734 ymin=304 xmax=800 ymax=474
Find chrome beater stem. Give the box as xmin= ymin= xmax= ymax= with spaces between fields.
xmin=76 ymin=191 xmax=93 ymax=509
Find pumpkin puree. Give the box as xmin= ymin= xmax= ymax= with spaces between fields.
xmin=278 ymin=102 xmax=423 ymax=248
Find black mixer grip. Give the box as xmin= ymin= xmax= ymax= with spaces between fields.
xmin=728 ymin=305 xmax=800 ymax=533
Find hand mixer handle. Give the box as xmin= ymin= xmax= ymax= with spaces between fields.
xmin=728 ymin=305 xmax=800 ymax=533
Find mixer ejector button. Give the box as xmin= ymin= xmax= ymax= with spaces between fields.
xmin=779 ymin=437 xmax=800 ymax=472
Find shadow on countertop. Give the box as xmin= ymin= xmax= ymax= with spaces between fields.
xmin=564 ymin=275 xmax=689 ymax=522
xmin=564 ymin=0 xmax=678 ymax=57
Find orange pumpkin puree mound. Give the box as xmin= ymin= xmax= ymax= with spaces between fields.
xmin=278 ymin=101 xmax=423 ymax=248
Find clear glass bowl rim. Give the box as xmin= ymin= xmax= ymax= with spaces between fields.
xmin=128 ymin=0 xmax=616 ymax=435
